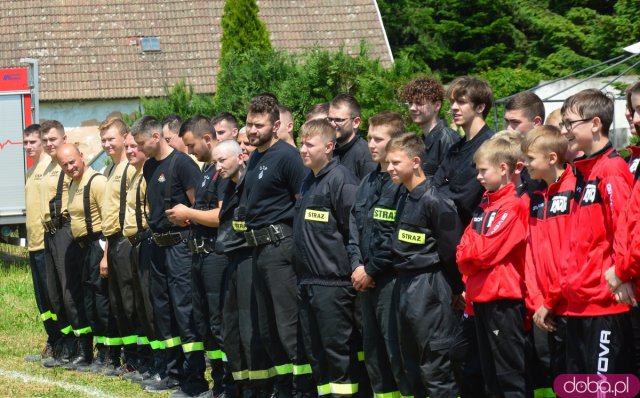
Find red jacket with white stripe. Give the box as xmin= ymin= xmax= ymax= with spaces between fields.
xmin=457 ymin=183 xmax=528 ymax=304
xmin=564 ymin=144 xmax=632 ymax=316
xmin=525 ymin=166 xmax=579 ymax=316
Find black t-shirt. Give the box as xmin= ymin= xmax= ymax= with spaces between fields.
xmin=143 ymin=150 xmax=201 ymax=233
xmin=191 ymin=164 xmax=228 ymax=238
xmin=334 ymin=135 xmax=377 ymax=180
xmin=244 ymin=140 xmax=305 ymax=229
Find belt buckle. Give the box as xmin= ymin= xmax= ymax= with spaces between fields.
xmin=245 ymin=229 xmax=257 ymax=246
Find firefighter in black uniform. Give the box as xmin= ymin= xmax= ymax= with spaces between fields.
xmin=293 ymin=119 xmax=360 ymax=396
xmin=242 ymin=94 xmax=310 ymax=397
xmin=131 ymin=116 xmax=207 ymax=396
xmin=121 ymin=131 xmax=163 ymax=383
xmin=346 ymin=112 xmax=411 ymax=397
xmin=57 ymin=143 xmax=109 ymax=370
xmin=165 ymin=116 xmax=233 ymax=397
xmin=214 ymin=139 xmax=276 ymax=397
xmin=386 ymin=133 xmax=463 ymax=398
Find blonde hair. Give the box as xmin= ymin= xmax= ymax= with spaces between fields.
xmin=99 ymin=117 xmax=129 ymax=136
xmin=521 ymin=125 xmax=567 ymax=164
xmin=474 ymin=131 xmax=521 ymax=171
xmin=299 ymin=119 xmax=336 ymax=143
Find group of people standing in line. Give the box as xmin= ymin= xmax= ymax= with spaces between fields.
xmin=21 ymin=75 xmax=640 ymax=398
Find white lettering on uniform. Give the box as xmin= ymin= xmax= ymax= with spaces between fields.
xmin=582 ymin=184 xmax=597 ymax=204
xmin=598 ymin=330 xmax=611 ymax=374
xmin=549 ymin=196 xmax=567 ymax=213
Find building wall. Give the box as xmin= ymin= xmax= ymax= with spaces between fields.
xmin=40 ymin=99 xmax=140 ymax=129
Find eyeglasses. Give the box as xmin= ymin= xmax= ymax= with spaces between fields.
xmin=559 ymin=118 xmax=593 ymax=132
xmin=326 ymin=117 xmax=353 ymax=125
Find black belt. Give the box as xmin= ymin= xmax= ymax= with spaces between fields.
xmin=187 ymin=237 xmax=215 ymax=254
xmin=244 ymin=224 xmax=292 ymax=247
xmin=151 ymin=231 xmax=185 ymax=247
xmin=75 ymin=232 xmax=103 ymax=249
xmin=42 ymin=214 xmax=70 ymax=234
xmin=127 ymin=229 xmax=148 ymax=247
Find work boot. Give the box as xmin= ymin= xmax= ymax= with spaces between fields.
xmin=42 ymin=335 xmax=75 ymax=368
xmin=77 ymin=343 xmax=108 ymax=372
xmin=63 ymin=335 xmax=93 ymax=370
xmin=102 ymin=345 xmax=123 ymax=376
xmin=134 ymin=350 xmax=165 ymax=385
xmin=25 ymin=342 xmax=54 ymax=363
xmin=143 ymin=375 xmax=181 ymax=392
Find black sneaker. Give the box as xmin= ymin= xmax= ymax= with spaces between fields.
xmin=168 ymin=382 xmax=209 ymax=397
xmin=143 ymin=376 xmax=181 ymax=392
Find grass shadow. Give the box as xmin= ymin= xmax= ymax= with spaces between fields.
xmin=0 ymin=243 xmax=28 ymax=270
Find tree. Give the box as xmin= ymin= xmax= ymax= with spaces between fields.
xmin=219 ymin=0 xmax=272 ymax=60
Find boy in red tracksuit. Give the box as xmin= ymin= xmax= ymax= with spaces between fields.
xmin=522 ymin=126 xmax=578 ymax=380
xmin=457 ymin=135 xmax=530 ymax=397
xmin=558 ymin=89 xmax=633 ymax=375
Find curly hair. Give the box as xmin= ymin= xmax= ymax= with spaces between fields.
xmin=401 ymin=77 xmax=445 ymax=104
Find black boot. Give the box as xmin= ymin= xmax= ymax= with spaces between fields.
xmin=42 ymin=335 xmax=76 ymax=368
xmin=77 ymin=343 xmax=107 ymax=372
xmin=102 ymin=345 xmax=123 ymax=376
xmin=63 ymin=335 xmax=93 ymax=370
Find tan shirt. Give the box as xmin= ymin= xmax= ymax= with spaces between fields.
xmin=40 ymin=160 xmax=71 ymax=222
xmin=122 ymin=171 xmax=149 ymax=237
xmin=25 ymin=155 xmax=50 ymax=251
xmin=67 ymin=169 xmax=106 ymax=239
xmin=101 ymin=161 xmax=135 ymax=236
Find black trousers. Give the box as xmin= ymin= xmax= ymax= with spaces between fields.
xmin=253 ymin=237 xmax=312 ymax=394
xmin=44 ymin=224 xmax=74 ymax=334
xmin=395 ymin=271 xmax=458 ymax=398
xmin=131 ymin=232 xmax=157 ymax=345
xmin=360 ymin=273 xmax=411 ymax=397
xmin=449 ymin=314 xmax=489 ymax=398
xmin=107 ymin=234 xmax=138 ymax=353
xmin=149 ymin=237 xmax=206 ymax=385
xmin=78 ymin=238 xmax=113 ymax=340
xmin=299 ymin=284 xmax=362 ymax=397
xmin=566 ymin=312 xmax=633 ymax=375
xmin=548 ymin=315 xmax=567 ymax=379
xmin=530 ymin=324 xmax=552 ymax=395
xmin=224 ymin=249 xmax=274 ymax=390
xmin=192 ymin=251 xmax=230 ymax=393
xmin=29 ymin=249 xmax=61 ymax=345
xmin=473 ymin=299 xmax=530 ymax=398
xmin=630 ymin=306 xmax=640 ymax=377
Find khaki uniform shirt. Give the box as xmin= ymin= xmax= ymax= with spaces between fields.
xmin=25 ymin=155 xmax=50 ymax=251
xmin=122 ymin=171 xmax=149 ymax=237
xmin=101 ymin=161 xmax=135 ymax=237
xmin=67 ymin=169 xmax=106 ymax=239
xmin=40 ymin=160 xmax=71 ymax=222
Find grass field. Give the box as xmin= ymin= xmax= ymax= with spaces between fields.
xmin=0 ymin=245 xmax=169 ymax=397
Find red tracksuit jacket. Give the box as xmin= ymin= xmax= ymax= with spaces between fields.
xmin=614 ymin=153 xmax=640 ymax=285
xmin=525 ymin=166 xmax=579 ymax=316
xmin=457 ymin=183 xmax=528 ymax=304
xmin=564 ymin=144 xmax=632 ymax=316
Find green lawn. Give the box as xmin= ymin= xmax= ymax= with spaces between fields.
xmin=0 ymin=246 xmax=169 ymax=397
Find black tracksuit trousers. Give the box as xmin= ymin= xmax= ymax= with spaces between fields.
xmin=29 ymin=249 xmax=62 ymax=345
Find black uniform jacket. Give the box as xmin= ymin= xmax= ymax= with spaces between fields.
xmin=432 ymin=124 xmax=494 ymax=226
xmin=293 ymin=158 xmax=359 ymax=285
xmin=347 ymin=165 xmax=405 ymax=279
xmin=392 ymin=179 xmax=464 ymax=294
xmin=215 ymin=176 xmax=248 ymax=255
xmin=334 ymin=135 xmax=377 ymax=180
xmin=422 ymin=119 xmax=461 ymax=177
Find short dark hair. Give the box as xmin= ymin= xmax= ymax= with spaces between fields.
xmin=305 ymin=102 xmax=329 ymax=121
xmin=561 ymin=88 xmax=614 ymax=135
xmin=180 ymin=115 xmax=215 ymax=138
xmin=211 ymin=112 xmax=238 ymax=129
xmin=162 ymin=114 xmax=183 ymax=134
xmin=247 ymin=93 xmax=280 ymax=124
xmin=24 ymin=123 xmax=41 ymax=137
xmin=368 ymin=111 xmax=405 ymax=139
xmin=131 ymin=116 xmax=162 ymax=137
xmin=447 ymin=76 xmax=494 ymax=119
xmin=39 ymin=120 xmax=65 ymax=136
xmin=505 ymin=91 xmax=545 ymax=122
xmin=386 ymin=132 xmax=425 ymax=161
xmin=401 ymin=76 xmax=445 ymax=104
xmin=330 ymin=93 xmax=361 ymax=118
